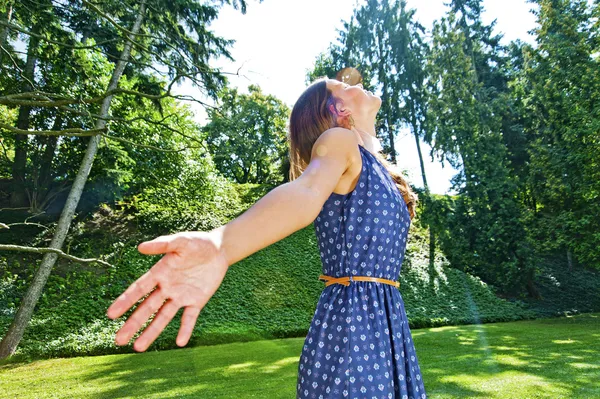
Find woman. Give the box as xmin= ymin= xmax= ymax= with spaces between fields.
xmin=106 ymin=76 xmax=427 ymax=398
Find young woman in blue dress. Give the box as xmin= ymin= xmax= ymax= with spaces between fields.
xmin=106 ymin=74 xmax=418 ymax=356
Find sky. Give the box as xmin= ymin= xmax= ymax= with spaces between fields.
xmin=174 ymin=0 xmax=539 ymax=195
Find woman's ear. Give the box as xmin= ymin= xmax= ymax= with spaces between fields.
xmin=329 ymin=102 xmax=352 ymax=118
xmin=329 ymin=105 xmax=351 ymax=129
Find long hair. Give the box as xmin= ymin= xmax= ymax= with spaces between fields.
xmin=287 ymin=76 xmax=418 ymax=220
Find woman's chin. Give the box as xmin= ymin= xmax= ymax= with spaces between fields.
xmin=373 ymin=96 xmax=382 ymax=110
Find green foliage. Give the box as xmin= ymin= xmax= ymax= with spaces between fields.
xmin=0 ymin=0 xmax=256 ymax=216
xmin=519 ymin=252 xmax=600 ymax=317
xmin=400 ymin=217 xmax=538 ymax=327
xmin=308 ymin=0 xmax=427 ymax=161
xmin=424 ymin=4 xmax=537 ymax=295
xmin=202 ymin=85 xmax=291 ymax=185
xmin=129 ymin=160 xmax=251 ymax=234
xmin=0 ymin=105 xmax=17 ymax=179
xmin=6 ymin=202 xmax=593 ymax=360
xmin=521 ymin=0 xmax=600 ymax=268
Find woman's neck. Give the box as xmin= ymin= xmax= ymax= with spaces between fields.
xmin=353 ymin=121 xmax=376 ymax=137
xmin=352 ymin=126 xmax=383 ymax=154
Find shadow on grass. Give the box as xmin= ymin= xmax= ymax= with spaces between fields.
xmin=1 ymin=314 xmax=598 ymax=398
xmin=75 ymin=313 xmax=599 ymax=398
xmin=81 ymin=337 xmax=303 ymax=399
xmin=416 ymin=313 xmax=600 ymax=398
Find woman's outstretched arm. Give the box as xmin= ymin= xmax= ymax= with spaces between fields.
xmin=212 ymin=127 xmax=359 ymax=268
xmin=106 ymin=127 xmax=358 ymax=351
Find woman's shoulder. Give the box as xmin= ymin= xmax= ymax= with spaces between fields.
xmin=313 ymin=127 xmax=359 ymax=149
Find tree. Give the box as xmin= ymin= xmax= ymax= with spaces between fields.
xmin=202 ymin=84 xmax=290 ymax=184
xmin=424 ymin=2 xmax=538 ymax=296
xmin=0 ymin=0 xmax=254 ymax=359
xmin=309 ymin=0 xmax=430 ymax=185
xmin=522 ymin=0 xmax=600 ymax=269
xmin=309 ymin=0 xmax=437 ymax=268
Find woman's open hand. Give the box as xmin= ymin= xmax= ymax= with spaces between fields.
xmin=106 ymin=230 xmax=229 ymax=352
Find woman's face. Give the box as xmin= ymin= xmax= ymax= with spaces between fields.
xmin=325 ymin=78 xmax=381 ymax=118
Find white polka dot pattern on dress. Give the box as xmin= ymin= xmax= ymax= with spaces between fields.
xmin=297 ymin=144 xmax=427 ymax=399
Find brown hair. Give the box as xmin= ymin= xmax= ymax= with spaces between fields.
xmin=287 ymin=76 xmax=418 ymax=220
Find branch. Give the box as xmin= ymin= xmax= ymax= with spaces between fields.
xmin=0 ymin=78 xmax=220 ymax=108
xmin=0 ymin=221 xmax=49 ymax=230
xmin=0 ymin=244 xmax=113 ymax=268
xmin=0 ymin=123 xmax=107 ymax=136
xmin=103 ymin=131 xmax=205 ymax=153
xmin=0 ymin=17 xmax=248 ymax=85
xmin=81 ymin=0 xmax=217 ymax=73
xmin=0 ymin=135 xmax=12 ymax=164
xmin=0 ymin=20 xmax=119 ymax=50
xmin=0 ymin=90 xmax=105 ymax=107
xmin=1 ymin=18 xmax=216 ymax=100
xmin=47 ymin=106 xmax=211 ymax=151
xmin=0 ymin=44 xmax=37 ymax=90
xmin=3 ymin=0 xmax=252 ymax=96
xmin=56 ymin=108 xmax=209 ymax=147
xmin=1 ymin=122 xmax=206 ymax=153
xmin=81 ymin=0 xmax=251 ymax=96
xmin=81 ymin=0 xmax=157 ymax=40
xmin=24 ymin=210 xmax=45 ymax=223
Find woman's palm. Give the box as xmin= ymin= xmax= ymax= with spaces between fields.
xmin=106 ymin=231 xmax=229 ymax=352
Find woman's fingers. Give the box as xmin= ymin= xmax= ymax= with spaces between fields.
xmin=108 ymin=232 xmax=222 ymax=351
xmin=114 ymin=287 xmax=166 ymax=346
xmin=177 ymin=306 xmax=202 ymax=347
xmin=137 ymin=234 xmax=179 ymax=255
xmin=133 ymin=299 xmax=180 ymax=352
xmin=107 ymin=266 xmax=160 ymax=320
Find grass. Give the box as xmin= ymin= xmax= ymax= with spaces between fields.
xmin=1 ymin=313 xmax=598 ymax=399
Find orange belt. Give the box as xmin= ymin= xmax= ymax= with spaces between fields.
xmin=319 ymin=274 xmax=400 ymax=288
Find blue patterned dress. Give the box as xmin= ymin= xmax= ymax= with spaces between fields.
xmin=296 ymin=144 xmax=427 ymax=399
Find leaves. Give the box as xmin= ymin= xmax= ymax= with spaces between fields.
xmin=202 ymin=85 xmax=290 ymax=184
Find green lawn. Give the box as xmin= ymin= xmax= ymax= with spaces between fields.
xmin=1 ymin=313 xmax=598 ymax=398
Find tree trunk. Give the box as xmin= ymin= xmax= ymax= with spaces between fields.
xmin=9 ymin=27 xmax=39 ymax=208
xmin=409 ymin=102 xmax=436 ymax=270
xmin=31 ymin=114 xmax=62 ymax=212
xmin=410 ymin=102 xmax=428 ymax=190
xmin=0 ymin=2 xmax=13 ymax=65
xmin=428 ymin=227 xmax=436 ymax=275
xmin=526 ymin=266 xmax=542 ymax=300
xmin=379 ymin=70 xmax=397 ymax=163
xmin=373 ymin=22 xmax=397 ymax=164
xmin=0 ymin=0 xmax=147 ymax=359
xmin=567 ymin=248 xmax=573 ymax=272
